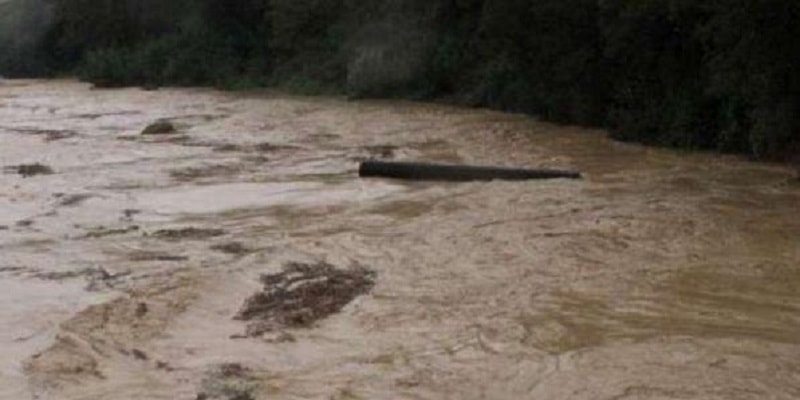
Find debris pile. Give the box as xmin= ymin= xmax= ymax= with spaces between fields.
xmin=4 ymin=163 xmax=54 ymax=177
xmin=151 ymin=228 xmax=226 ymax=241
xmin=210 ymin=242 xmax=252 ymax=255
xmin=197 ymin=363 xmax=258 ymax=400
xmin=235 ymin=262 xmax=375 ymax=337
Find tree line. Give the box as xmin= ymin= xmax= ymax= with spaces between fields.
xmin=1 ymin=0 xmax=798 ymax=160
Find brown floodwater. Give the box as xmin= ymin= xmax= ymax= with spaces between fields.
xmin=1 ymin=79 xmax=798 ymax=400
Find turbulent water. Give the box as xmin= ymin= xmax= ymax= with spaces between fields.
xmin=1 ymin=80 xmax=798 ymax=400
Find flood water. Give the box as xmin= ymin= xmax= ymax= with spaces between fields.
xmin=1 ymin=80 xmax=799 ymax=399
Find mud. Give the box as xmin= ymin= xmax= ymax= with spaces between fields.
xmin=1 ymin=79 xmax=799 ymax=400
xmin=24 ymin=273 xmax=198 ymax=393
xmin=235 ymin=262 xmax=376 ymax=337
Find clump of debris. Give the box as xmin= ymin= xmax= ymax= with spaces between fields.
xmin=212 ymin=142 xmax=297 ymax=153
xmin=4 ymin=163 xmax=54 ymax=177
xmin=234 ymin=262 xmax=376 ymax=337
xmin=150 ymin=227 xmax=226 ymax=241
xmin=56 ymin=193 xmax=93 ymax=207
xmin=81 ymin=225 xmax=140 ymax=239
xmin=211 ymin=242 xmax=253 ymax=256
xmin=197 ymin=363 xmax=258 ymax=400
xmin=32 ymin=266 xmax=130 ymax=291
xmin=127 ymin=251 xmax=189 ymax=262
xmin=169 ymin=164 xmax=243 ymax=182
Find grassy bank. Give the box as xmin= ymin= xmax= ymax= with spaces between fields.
xmin=2 ymin=0 xmax=798 ymax=160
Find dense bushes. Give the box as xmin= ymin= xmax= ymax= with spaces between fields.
xmin=1 ymin=0 xmax=798 ymax=160
xmin=0 ymin=0 xmax=54 ymax=77
xmin=599 ymin=1 xmax=800 ymax=159
xmin=77 ymin=21 xmax=252 ymax=87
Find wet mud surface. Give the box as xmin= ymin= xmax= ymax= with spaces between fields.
xmin=1 ymin=80 xmax=799 ymax=399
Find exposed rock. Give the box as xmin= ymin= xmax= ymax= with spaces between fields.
xmin=131 ymin=349 xmax=148 ymax=361
xmin=141 ymin=121 xmax=177 ymax=135
xmin=135 ymin=303 xmax=148 ymax=318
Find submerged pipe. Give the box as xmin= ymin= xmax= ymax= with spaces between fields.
xmin=359 ymin=160 xmax=581 ymax=182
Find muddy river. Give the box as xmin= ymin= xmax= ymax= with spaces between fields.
xmin=1 ymin=80 xmax=799 ymax=400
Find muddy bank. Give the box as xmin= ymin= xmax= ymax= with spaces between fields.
xmin=1 ymin=80 xmax=799 ymax=400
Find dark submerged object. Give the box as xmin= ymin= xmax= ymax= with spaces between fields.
xmin=6 ymin=163 xmax=54 ymax=178
xmin=141 ymin=120 xmax=177 ymax=135
xmin=359 ymin=160 xmax=581 ymax=181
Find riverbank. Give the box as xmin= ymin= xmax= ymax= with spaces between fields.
xmin=3 ymin=1 xmax=800 ymax=161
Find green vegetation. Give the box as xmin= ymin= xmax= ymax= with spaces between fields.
xmin=1 ymin=0 xmax=798 ymax=160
